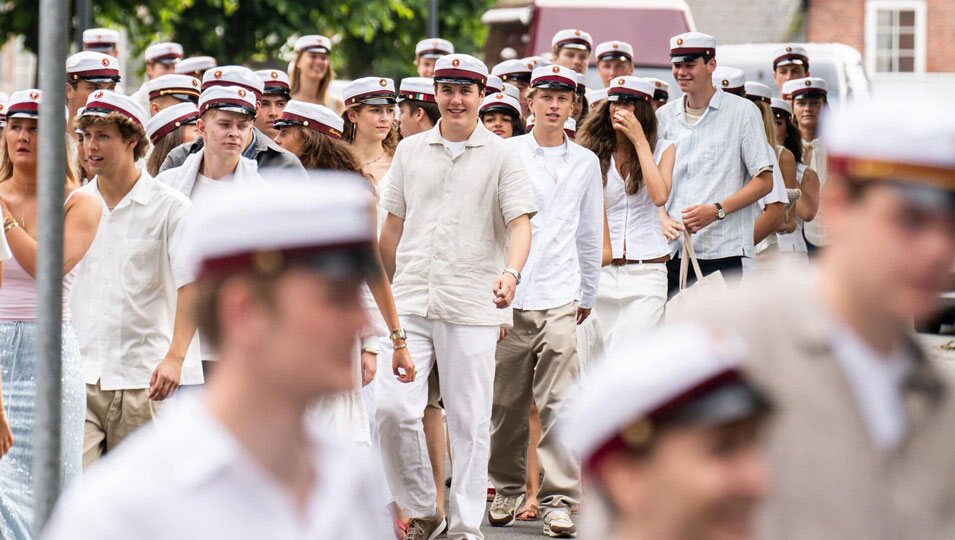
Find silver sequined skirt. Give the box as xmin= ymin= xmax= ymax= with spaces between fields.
xmin=0 ymin=321 xmax=84 ymax=540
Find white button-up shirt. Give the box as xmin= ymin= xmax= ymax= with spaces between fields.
xmin=508 ymin=133 xmax=603 ymax=310
xmin=802 ymin=137 xmax=827 ymax=247
xmin=605 ymin=139 xmax=675 ymax=261
xmin=71 ymin=172 xmax=203 ymax=391
xmin=380 ymin=121 xmax=536 ymax=326
xmin=40 ymin=396 xmax=392 ymax=540
xmin=658 ymin=90 xmax=775 ymax=259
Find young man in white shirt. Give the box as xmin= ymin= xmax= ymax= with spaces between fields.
xmin=657 ymin=32 xmax=775 ymax=296
xmin=595 ymin=41 xmax=634 ymax=88
xmin=42 ymin=179 xmax=393 ymax=540
xmin=72 ymin=91 xmax=202 ymax=466
xmin=487 ymin=64 xmax=602 ymax=538
xmin=378 ymin=53 xmax=536 ymax=540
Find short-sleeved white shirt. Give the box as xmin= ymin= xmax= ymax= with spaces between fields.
xmin=40 ymin=396 xmax=392 ymax=540
xmin=657 ymin=90 xmax=775 ymax=259
xmin=380 ymin=120 xmax=537 ymax=326
xmin=71 ymin=171 xmax=203 ymax=390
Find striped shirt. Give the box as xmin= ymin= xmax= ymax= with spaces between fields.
xmin=658 ymin=90 xmax=775 ymax=259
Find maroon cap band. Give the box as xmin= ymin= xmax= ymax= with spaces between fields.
xmin=198 ymin=241 xmax=371 ymax=278
xmin=148 ymin=88 xmax=201 ymax=101
xmin=345 ymin=89 xmax=397 ymax=106
xmin=200 ymin=98 xmax=257 ymax=116
xmin=6 ymin=102 xmax=39 ymax=116
xmin=276 ymin=112 xmax=343 ymax=139
xmin=609 ymin=87 xmax=652 ymax=101
xmin=532 ymin=74 xmax=577 ymax=88
xmin=773 ymin=53 xmax=809 ymax=68
xmin=70 ymin=68 xmax=121 ymax=79
xmin=85 ymin=101 xmax=144 ymax=127
xmin=149 ymin=112 xmax=199 ymax=144
xmin=264 ymin=81 xmax=291 ymax=91
xmin=433 ymin=69 xmax=488 ymax=86
xmin=556 ymin=38 xmax=591 ymax=49
xmin=670 ymin=47 xmax=715 ymax=56
xmin=202 ymin=80 xmax=263 ymax=99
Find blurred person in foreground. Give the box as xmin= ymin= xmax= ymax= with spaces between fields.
xmin=682 ymin=94 xmax=955 ymax=539
xmin=42 ymin=176 xmax=391 ymax=539
xmin=563 ymin=324 xmax=772 ymax=540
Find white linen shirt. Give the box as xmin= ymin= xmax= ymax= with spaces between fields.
xmin=605 ymin=139 xmax=674 ymax=261
xmin=71 ymin=172 xmax=203 ymax=390
xmin=657 ymin=90 xmax=775 ymax=259
xmin=802 ymin=137 xmax=828 ymax=247
xmin=508 ymin=133 xmax=603 ymax=310
xmin=380 ymin=121 xmax=537 ymax=326
xmin=40 ymin=396 xmax=392 ymax=540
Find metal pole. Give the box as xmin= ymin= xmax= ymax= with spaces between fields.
xmin=33 ymin=0 xmax=68 ymax=534
xmin=428 ymin=0 xmax=438 ymax=38
xmin=75 ymin=0 xmax=92 ymax=51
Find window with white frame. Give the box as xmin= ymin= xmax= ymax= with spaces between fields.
xmin=864 ymin=0 xmax=926 ymax=74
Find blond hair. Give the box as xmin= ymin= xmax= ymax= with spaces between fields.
xmin=0 ymin=120 xmax=79 ymax=189
xmin=289 ymin=50 xmax=335 ymax=106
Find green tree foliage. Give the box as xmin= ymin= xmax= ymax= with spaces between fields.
xmin=2 ymin=0 xmax=494 ymax=79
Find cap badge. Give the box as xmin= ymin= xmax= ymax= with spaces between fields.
xmin=612 ymin=42 xmax=619 ymax=49
xmin=805 ymin=79 xmax=812 ymax=86
xmin=574 ymin=30 xmax=581 ymax=36
xmin=721 ymin=79 xmax=729 ymax=87
xmin=654 ymin=81 xmax=662 ymax=88
xmin=101 ymin=58 xmax=111 ymax=67
xmin=213 ymin=70 xmax=223 ymax=79
xmin=379 ymin=78 xmax=388 ymax=87
xmin=29 ymin=91 xmax=40 ymax=100
xmin=617 ymin=78 xmax=625 ymax=85
xmin=271 ymin=71 xmax=278 ymax=79
xmin=552 ymin=66 xmax=560 ymax=73
xmin=94 ymin=91 xmax=104 ymax=99
xmin=174 ymin=121 xmax=181 ymax=128
xmin=526 ymin=62 xmax=534 ymax=70
xmin=786 ymin=46 xmax=793 ymax=52
xmin=676 ymin=38 xmax=684 ymax=46
xmin=191 ymin=79 xmax=199 ymax=87
xmin=237 ymin=89 xmax=247 ymax=97
xmin=495 ymin=93 xmax=504 ymax=99
xmin=451 ymin=58 xmax=461 ymax=67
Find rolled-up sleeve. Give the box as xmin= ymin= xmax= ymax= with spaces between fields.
xmin=741 ymin=106 xmax=775 ymax=179
xmin=497 ymin=147 xmax=537 ymax=224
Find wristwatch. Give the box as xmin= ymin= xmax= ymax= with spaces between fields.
xmin=714 ymin=202 xmax=726 ymax=221
xmin=502 ymin=268 xmax=521 ymax=285
xmin=390 ymin=328 xmax=407 ymax=341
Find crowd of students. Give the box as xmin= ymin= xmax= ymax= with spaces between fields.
xmin=0 ymin=23 xmax=954 ymax=540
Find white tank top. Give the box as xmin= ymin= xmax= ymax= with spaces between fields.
xmin=604 ymin=139 xmax=673 ymax=260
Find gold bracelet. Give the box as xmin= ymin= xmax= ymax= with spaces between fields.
xmin=3 ymin=217 xmax=18 ymax=232
xmin=393 ymin=343 xmax=408 ymax=351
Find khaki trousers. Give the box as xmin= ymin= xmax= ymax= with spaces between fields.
xmin=489 ymin=301 xmax=582 ymax=511
xmin=83 ymin=381 xmax=162 ymax=467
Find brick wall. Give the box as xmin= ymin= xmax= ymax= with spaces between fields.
xmin=927 ymin=0 xmax=955 ymax=72
xmin=807 ymin=0 xmax=865 ymax=51
xmin=807 ymin=0 xmax=955 ymax=73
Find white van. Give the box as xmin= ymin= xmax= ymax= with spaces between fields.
xmin=482 ymin=0 xmax=696 ymax=94
xmin=716 ymin=43 xmax=870 ymax=105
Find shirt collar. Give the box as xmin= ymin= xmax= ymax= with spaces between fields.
xmin=427 ymin=119 xmax=493 ymax=148
xmin=92 ymin=168 xmax=154 ymax=210
xmin=675 ymin=88 xmax=724 ymax=119
xmin=525 ymin=130 xmax=570 ymax=160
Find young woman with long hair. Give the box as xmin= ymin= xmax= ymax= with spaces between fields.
xmin=771 ymin=97 xmax=820 ymax=260
xmin=341 ymin=77 xmax=400 ymax=183
xmin=289 ymin=35 xmax=345 ymax=114
xmin=275 ymin=100 xmax=362 ymax=172
xmin=145 ymin=101 xmax=199 ymax=176
xmin=0 ymin=90 xmax=102 ymax=539
xmin=479 ymin=92 xmax=524 ymax=139
xmin=577 ymin=77 xmax=675 ymax=346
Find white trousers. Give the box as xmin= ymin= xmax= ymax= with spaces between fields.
xmin=376 ymin=314 xmax=498 ymax=540
xmin=591 ymin=264 xmax=667 ymax=355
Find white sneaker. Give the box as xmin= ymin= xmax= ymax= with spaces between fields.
xmin=543 ymin=508 xmax=577 ymax=538
xmin=487 ymin=493 xmax=525 ymax=527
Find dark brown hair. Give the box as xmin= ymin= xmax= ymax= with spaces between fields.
xmin=577 ymin=99 xmax=658 ymax=194
xmin=146 ymin=125 xmax=188 ymax=176
xmin=282 ymin=125 xmax=363 ymax=172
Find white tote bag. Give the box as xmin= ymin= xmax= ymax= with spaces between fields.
xmin=666 ymin=229 xmax=726 ymax=321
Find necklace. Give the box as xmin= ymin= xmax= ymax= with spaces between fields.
xmin=363 ymin=153 xmax=386 ymax=167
